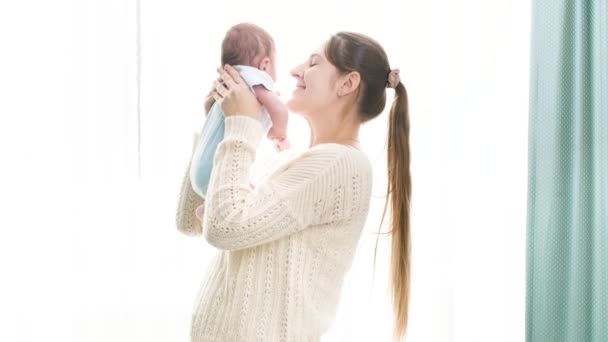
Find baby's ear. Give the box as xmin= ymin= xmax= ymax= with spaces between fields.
xmin=259 ymin=57 xmax=272 ymax=72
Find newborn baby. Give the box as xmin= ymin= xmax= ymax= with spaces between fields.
xmin=190 ymin=23 xmax=290 ymax=220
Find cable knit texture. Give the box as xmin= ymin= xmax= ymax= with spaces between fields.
xmin=190 ymin=115 xmax=373 ymax=342
xmin=175 ymin=132 xmax=205 ymax=236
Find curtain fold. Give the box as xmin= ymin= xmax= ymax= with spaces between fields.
xmin=527 ymin=0 xmax=608 ymax=341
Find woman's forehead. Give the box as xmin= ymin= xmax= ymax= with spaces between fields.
xmin=311 ymin=44 xmax=326 ymax=59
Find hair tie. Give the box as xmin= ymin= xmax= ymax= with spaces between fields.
xmin=387 ymin=69 xmax=400 ymax=89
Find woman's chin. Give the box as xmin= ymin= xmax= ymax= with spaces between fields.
xmin=286 ymin=98 xmax=303 ymax=114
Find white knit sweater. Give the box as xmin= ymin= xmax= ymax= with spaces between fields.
xmin=189 ymin=115 xmax=373 ymax=342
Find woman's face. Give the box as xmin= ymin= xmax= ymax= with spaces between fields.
xmin=286 ymin=43 xmax=340 ymax=116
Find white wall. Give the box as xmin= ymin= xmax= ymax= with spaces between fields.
xmin=0 ymin=0 xmax=529 ymax=341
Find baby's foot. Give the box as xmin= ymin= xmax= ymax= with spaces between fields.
xmin=271 ymin=137 xmax=291 ymax=152
xmin=195 ymin=204 xmax=205 ymax=221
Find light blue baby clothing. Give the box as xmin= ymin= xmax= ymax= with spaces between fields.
xmin=190 ymin=65 xmax=274 ymax=198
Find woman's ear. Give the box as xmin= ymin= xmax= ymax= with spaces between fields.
xmin=338 ymin=71 xmax=361 ymax=97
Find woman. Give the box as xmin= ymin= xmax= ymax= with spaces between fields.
xmin=176 ymin=31 xmax=411 ymax=341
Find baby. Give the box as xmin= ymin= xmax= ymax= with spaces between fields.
xmin=190 ymin=23 xmax=289 ymax=220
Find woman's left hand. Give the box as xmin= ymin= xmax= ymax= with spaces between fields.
xmin=212 ymin=65 xmax=262 ymax=119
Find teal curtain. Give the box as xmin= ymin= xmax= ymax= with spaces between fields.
xmin=527 ymin=0 xmax=608 ymax=341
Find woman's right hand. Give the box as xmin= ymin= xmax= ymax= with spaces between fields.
xmin=212 ymin=65 xmax=262 ymax=120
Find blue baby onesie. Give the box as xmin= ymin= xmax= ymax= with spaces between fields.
xmin=189 ymin=65 xmax=274 ymax=198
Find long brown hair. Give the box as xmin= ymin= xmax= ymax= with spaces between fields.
xmin=325 ymin=32 xmax=412 ymax=340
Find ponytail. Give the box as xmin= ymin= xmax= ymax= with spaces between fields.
xmin=323 ymin=30 xmax=412 ymax=340
xmin=373 ymin=82 xmax=411 ymax=340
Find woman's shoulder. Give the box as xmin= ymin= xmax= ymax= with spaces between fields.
xmin=253 ymin=144 xmax=373 ymax=194
xmin=256 ymin=143 xmax=372 ymax=180
xmin=308 ymin=143 xmax=372 ymax=165
xmin=301 ymin=144 xmax=373 ymax=199
xmin=298 ymin=143 xmax=373 ymax=179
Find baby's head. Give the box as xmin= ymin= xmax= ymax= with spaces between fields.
xmin=221 ymin=23 xmax=277 ymax=81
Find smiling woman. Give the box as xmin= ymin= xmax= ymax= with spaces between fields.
xmin=176 ymin=30 xmax=411 ymax=341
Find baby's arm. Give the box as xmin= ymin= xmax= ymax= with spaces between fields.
xmin=253 ymin=85 xmax=288 ymax=138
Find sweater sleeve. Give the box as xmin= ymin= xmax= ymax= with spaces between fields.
xmin=175 ymin=130 xmax=204 ymax=236
xmin=202 ymin=115 xmax=344 ymax=251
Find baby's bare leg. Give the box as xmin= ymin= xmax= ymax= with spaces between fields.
xmin=266 ymin=111 xmax=288 ymax=139
xmin=267 ymin=111 xmax=290 ymax=151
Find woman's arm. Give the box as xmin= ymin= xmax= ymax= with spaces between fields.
xmin=202 ymin=115 xmax=347 ymax=250
xmin=175 ymin=130 xmax=205 ymax=236
xmin=176 ymin=64 xmax=257 ymax=237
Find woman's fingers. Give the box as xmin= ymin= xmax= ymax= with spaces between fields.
xmin=212 ymin=64 xmax=262 ymax=118
xmin=214 ymin=79 xmax=228 ymax=97
xmin=216 ymin=65 xmax=244 ymax=89
xmin=211 ymin=90 xmax=223 ymax=103
xmin=216 ymin=67 xmax=237 ymax=91
xmin=223 ymin=65 xmax=242 ymax=84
